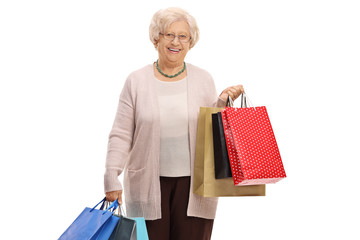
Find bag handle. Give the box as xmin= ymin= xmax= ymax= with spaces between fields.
xmin=90 ymin=197 xmax=106 ymax=212
xmin=104 ymin=200 xmax=119 ymax=214
xmin=90 ymin=197 xmax=119 ymax=215
xmin=226 ymin=92 xmax=253 ymax=109
xmin=112 ymin=204 xmax=126 ymax=217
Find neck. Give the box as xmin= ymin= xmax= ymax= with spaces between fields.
xmin=157 ymin=59 xmax=184 ymax=75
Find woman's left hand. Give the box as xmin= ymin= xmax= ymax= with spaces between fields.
xmin=219 ymin=84 xmax=244 ymax=102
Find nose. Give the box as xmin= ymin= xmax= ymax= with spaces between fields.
xmin=171 ymin=36 xmax=181 ymax=45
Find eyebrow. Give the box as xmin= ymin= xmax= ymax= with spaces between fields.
xmin=166 ymin=32 xmax=189 ymax=35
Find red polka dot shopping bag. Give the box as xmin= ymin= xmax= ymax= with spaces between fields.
xmin=221 ymin=93 xmax=286 ymax=186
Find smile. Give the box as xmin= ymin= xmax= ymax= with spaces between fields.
xmin=168 ymin=48 xmax=181 ymax=53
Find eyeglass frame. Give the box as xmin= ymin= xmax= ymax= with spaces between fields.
xmin=159 ymin=33 xmax=192 ymax=43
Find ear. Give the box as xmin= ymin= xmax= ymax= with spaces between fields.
xmin=154 ymin=40 xmax=159 ymax=49
xmin=189 ymin=41 xmax=193 ymax=50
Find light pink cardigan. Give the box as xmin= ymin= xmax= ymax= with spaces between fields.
xmin=104 ymin=63 xmax=226 ymax=220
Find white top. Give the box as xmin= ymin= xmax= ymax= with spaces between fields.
xmin=156 ymin=77 xmax=191 ymax=177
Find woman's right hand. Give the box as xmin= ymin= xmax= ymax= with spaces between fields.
xmin=106 ymin=190 xmax=123 ymax=204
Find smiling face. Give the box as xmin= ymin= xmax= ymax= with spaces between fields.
xmin=156 ymin=21 xmax=191 ymax=67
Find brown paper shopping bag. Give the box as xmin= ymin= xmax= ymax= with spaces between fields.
xmin=193 ymin=107 xmax=265 ymax=197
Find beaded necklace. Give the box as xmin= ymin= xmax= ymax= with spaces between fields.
xmin=156 ymin=60 xmax=186 ymax=78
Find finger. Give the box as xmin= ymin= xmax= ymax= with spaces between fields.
xmin=231 ymin=85 xmax=243 ymax=94
xmin=234 ymin=88 xmax=241 ymax=98
xmin=106 ymin=191 xmax=119 ymax=202
xmin=233 ymin=85 xmax=244 ymax=95
xmin=240 ymin=86 xmax=244 ymax=94
xmin=227 ymin=90 xmax=235 ymax=100
xmin=106 ymin=194 xmax=116 ymax=202
xmin=228 ymin=88 xmax=239 ymax=100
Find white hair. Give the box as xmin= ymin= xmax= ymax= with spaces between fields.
xmin=149 ymin=7 xmax=200 ymax=49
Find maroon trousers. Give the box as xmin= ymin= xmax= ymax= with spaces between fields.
xmin=145 ymin=177 xmax=214 ymax=240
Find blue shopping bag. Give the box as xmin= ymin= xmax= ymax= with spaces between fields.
xmin=133 ymin=217 xmax=149 ymax=240
xmin=94 ymin=200 xmax=121 ymax=240
xmin=59 ymin=198 xmax=119 ymax=240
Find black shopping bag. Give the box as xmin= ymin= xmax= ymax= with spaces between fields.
xmin=212 ymin=112 xmax=232 ymax=179
xmin=108 ymin=208 xmax=136 ymax=240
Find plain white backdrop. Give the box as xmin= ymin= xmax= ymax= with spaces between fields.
xmin=1 ymin=0 xmax=359 ymax=239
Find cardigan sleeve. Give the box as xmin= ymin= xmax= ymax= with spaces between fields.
xmin=215 ymin=96 xmax=227 ymax=108
xmin=207 ymin=74 xmax=227 ymax=108
xmin=104 ymin=77 xmax=135 ymax=193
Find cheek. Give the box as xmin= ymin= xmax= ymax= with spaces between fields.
xmin=157 ymin=44 xmax=167 ymax=55
xmin=182 ymin=48 xmax=190 ymax=56
xmin=183 ymin=44 xmax=191 ymax=53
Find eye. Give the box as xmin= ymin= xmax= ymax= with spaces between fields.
xmin=166 ymin=33 xmax=175 ymax=38
xmin=179 ymin=35 xmax=187 ymax=40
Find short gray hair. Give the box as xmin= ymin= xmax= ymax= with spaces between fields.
xmin=149 ymin=7 xmax=199 ymax=49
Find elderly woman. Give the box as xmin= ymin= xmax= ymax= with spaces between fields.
xmin=104 ymin=7 xmax=244 ymax=240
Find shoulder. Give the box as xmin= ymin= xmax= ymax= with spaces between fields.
xmin=127 ymin=64 xmax=153 ymax=81
xmin=186 ymin=63 xmax=213 ymax=80
xmin=123 ymin=64 xmax=153 ymax=89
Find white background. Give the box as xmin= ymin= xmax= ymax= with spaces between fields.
xmin=1 ymin=0 xmax=359 ymax=239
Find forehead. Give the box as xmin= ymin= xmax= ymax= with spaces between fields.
xmin=166 ymin=21 xmax=190 ymax=34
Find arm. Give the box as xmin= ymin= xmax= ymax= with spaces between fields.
xmin=207 ymin=74 xmax=243 ymax=107
xmin=104 ymin=77 xmax=135 ymax=203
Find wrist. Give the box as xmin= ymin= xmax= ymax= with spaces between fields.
xmin=219 ymin=91 xmax=228 ymax=102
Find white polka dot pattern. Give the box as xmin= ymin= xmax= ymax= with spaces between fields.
xmin=221 ymin=106 xmax=286 ymax=186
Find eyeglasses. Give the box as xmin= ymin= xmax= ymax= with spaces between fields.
xmin=159 ymin=33 xmax=192 ymax=43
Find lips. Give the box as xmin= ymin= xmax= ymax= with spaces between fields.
xmin=168 ymin=48 xmax=181 ymax=53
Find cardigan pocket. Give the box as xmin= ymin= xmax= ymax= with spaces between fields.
xmin=125 ymin=167 xmax=148 ymax=202
xmin=126 ymin=167 xmax=145 ymax=173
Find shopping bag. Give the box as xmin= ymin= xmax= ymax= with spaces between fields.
xmin=94 ymin=201 xmax=121 ymax=240
xmin=221 ymin=93 xmax=287 ymax=186
xmin=109 ymin=205 xmax=149 ymax=240
xmin=193 ymin=106 xmax=265 ymax=197
xmin=212 ymin=112 xmax=232 ymax=179
xmin=108 ymin=215 xmax=136 ymax=240
xmin=132 ymin=217 xmax=149 ymax=240
xmin=59 ymin=198 xmax=119 ymax=240
xmin=212 ymin=95 xmax=248 ymax=179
